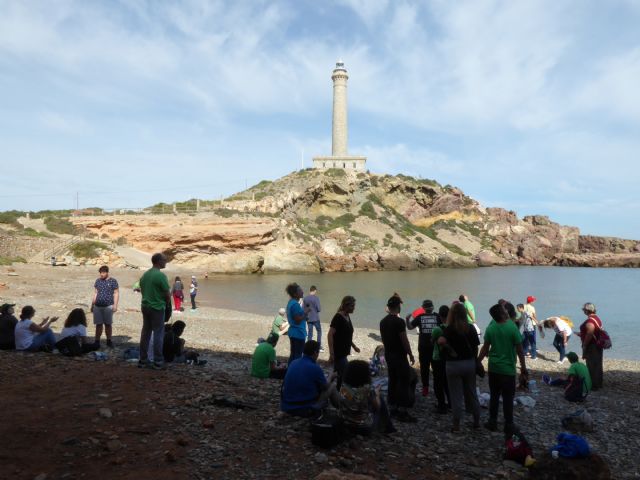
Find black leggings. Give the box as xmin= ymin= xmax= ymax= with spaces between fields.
xmin=488 ymin=371 xmax=516 ymax=424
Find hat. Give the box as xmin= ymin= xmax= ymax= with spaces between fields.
xmin=0 ymin=303 xmax=15 ymax=314
xmin=278 ymin=307 xmax=286 ymax=315
xmin=527 ymin=296 xmax=536 ymax=304
xmin=566 ymin=352 xmax=579 ymax=363
xmin=422 ymin=299 xmax=434 ymax=310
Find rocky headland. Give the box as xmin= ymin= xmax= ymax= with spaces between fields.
xmin=61 ymin=170 xmax=640 ymax=273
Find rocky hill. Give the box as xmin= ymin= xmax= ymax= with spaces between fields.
xmin=69 ymin=170 xmax=640 ymax=273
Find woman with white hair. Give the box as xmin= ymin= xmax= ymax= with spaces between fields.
xmin=578 ymin=303 xmax=604 ymax=390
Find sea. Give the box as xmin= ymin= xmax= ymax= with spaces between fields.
xmin=193 ymin=267 xmax=640 ymax=361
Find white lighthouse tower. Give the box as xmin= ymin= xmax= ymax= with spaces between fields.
xmin=313 ymin=60 xmax=367 ymax=171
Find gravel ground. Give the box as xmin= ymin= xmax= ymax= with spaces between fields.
xmin=1 ymin=263 xmax=639 ymax=479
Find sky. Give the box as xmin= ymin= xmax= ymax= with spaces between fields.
xmin=1 ymin=0 xmax=639 ymax=238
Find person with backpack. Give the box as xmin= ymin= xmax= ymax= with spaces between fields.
xmin=578 ymin=303 xmax=605 ymax=390
xmin=405 ymin=299 xmax=439 ymax=397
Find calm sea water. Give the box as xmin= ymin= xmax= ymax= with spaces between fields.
xmin=193 ymin=267 xmax=639 ymax=361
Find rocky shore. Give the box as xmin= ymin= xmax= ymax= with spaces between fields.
xmin=1 ymin=264 xmax=639 ymax=479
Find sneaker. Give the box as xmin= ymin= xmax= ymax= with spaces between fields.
xmin=106 ymin=339 xmax=114 ymax=349
xmin=484 ymin=419 xmax=498 ymax=432
xmin=421 ymin=386 xmax=429 ymax=397
xmin=152 ymin=362 xmax=166 ymax=370
xmin=542 ymin=374 xmax=551 ymax=385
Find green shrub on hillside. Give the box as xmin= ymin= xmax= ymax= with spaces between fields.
xmin=359 ymin=201 xmax=377 ymax=219
xmin=324 ymin=168 xmax=346 ymax=178
xmin=44 ymin=216 xmax=77 ymax=235
xmin=0 ymin=256 xmax=27 ymax=265
xmin=0 ymin=210 xmax=25 ymax=226
xmin=21 ymin=227 xmax=54 ymax=238
xmin=69 ymin=241 xmax=107 ymax=259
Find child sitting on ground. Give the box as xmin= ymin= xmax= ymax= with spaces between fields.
xmin=543 ymin=351 xmax=591 ymax=402
xmin=163 ymin=321 xmax=206 ymax=365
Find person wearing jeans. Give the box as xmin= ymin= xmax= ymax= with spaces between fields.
xmin=478 ymin=303 xmax=527 ymax=432
xmin=544 ymin=317 xmax=572 ymax=363
xmin=518 ymin=304 xmax=537 ymax=360
xmin=138 ymin=253 xmax=171 ymax=369
xmin=304 ymin=286 xmax=322 ymax=350
xmin=14 ymin=305 xmax=58 ymax=352
xmin=285 ymin=282 xmax=307 ymax=365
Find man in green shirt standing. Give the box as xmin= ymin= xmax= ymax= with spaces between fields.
xmin=478 ymin=303 xmax=527 ymax=432
xmin=251 ymin=334 xmax=287 ymax=379
xmin=138 ymin=253 xmax=171 ymax=369
xmin=459 ymin=294 xmax=476 ymax=324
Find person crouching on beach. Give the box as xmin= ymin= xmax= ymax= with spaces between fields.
xmin=14 ymin=306 xmax=58 ymax=352
xmin=285 ymin=283 xmax=307 ymax=365
xmin=543 ymin=316 xmax=573 ymax=364
xmin=543 ymin=351 xmax=591 ymax=401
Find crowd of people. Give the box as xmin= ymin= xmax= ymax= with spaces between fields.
xmin=248 ymin=282 xmax=608 ymax=438
xmin=0 ymin=254 xmax=609 ymax=440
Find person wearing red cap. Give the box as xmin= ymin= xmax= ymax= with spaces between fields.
xmin=523 ymin=297 xmax=538 ymax=331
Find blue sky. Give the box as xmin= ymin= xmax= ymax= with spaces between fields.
xmin=1 ymin=0 xmax=639 ymax=238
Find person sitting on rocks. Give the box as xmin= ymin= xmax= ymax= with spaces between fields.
xmin=0 ymin=303 xmax=19 ymax=350
xmin=14 ymin=306 xmax=58 ymax=352
xmin=280 ymin=340 xmax=339 ymax=418
xmin=56 ymin=308 xmax=100 ymax=355
xmin=543 ymin=351 xmax=591 ymax=402
xmin=251 ymin=333 xmax=287 ymax=379
xmin=271 ymin=307 xmax=289 ymax=342
xmin=162 ymin=320 xmax=205 ymax=365
xmin=338 ymin=359 xmax=395 ymax=435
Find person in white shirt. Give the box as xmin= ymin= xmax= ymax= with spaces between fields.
xmin=543 ymin=317 xmax=572 ymax=363
xmin=59 ymin=308 xmax=100 ymax=354
xmin=14 ymin=305 xmax=58 ymax=352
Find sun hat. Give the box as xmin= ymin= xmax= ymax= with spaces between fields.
xmin=527 ymin=296 xmax=536 ymax=303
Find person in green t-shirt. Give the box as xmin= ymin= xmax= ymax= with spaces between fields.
xmin=270 ymin=308 xmax=289 ymax=341
xmin=138 ymin=253 xmax=171 ymax=369
xmin=544 ymin=351 xmax=592 ymax=401
xmin=431 ymin=305 xmax=451 ymax=414
xmin=478 ymin=303 xmax=527 ymax=432
xmin=251 ymin=334 xmax=287 ymax=379
xmin=459 ymin=294 xmax=476 ymax=324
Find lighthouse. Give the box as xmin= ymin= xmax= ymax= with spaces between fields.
xmin=312 ymin=60 xmax=367 ymax=171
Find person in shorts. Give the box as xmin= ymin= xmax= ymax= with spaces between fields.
xmin=92 ymin=265 xmax=119 ymax=348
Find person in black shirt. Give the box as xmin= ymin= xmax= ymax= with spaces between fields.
xmin=0 ymin=303 xmax=18 ymax=350
xmin=406 ymin=299 xmax=439 ymax=397
xmin=380 ymin=293 xmax=416 ymax=423
xmin=163 ymin=321 xmax=186 ymax=362
xmin=438 ymin=302 xmax=481 ymax=432
xmin=328 ymin=296 xmax=361 ymax=389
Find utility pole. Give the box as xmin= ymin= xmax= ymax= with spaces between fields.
xmin=76 ymin=192 xmax=79 ymax=211
xmin=301 ymin=148 xmax=304 ymax=170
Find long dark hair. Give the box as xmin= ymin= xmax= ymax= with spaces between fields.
xmin=448 ymin=303 xmax=469 ymax=335
xmin=64 ymin=308 xmax=87 ymax=328
xmin=338 ymin=295 xmax=356 ymax=313
xmin=20 ymin=305 xmax=35 ymax=321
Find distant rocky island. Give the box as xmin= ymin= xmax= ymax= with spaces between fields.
xmin=61 ymin=170 xmax=640 ymax=273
